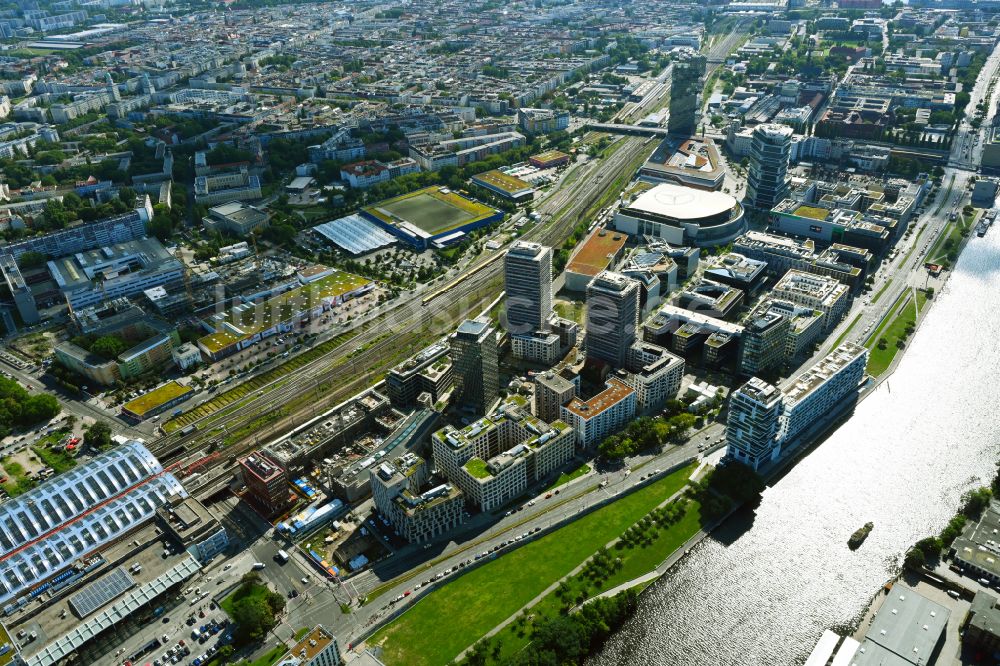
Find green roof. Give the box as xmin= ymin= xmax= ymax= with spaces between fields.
xmin=123 ymin=381 xmax=193 ymax=417
xmin=794 ymin=205 xmax=830 ymax=221
xmin=199 ymin=270 xmax=370 ymax=352
xmin=464 ymin=457 xmax=491 ymax=479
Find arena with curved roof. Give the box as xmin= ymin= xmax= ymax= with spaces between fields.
xmin=613 ymin=182 xmax=746 ymax=247
xmin=0 ymin=441 xmax=185 ymax=606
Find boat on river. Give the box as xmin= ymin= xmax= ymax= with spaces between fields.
xmin=848 ymin=522 xmax=874 ymax=550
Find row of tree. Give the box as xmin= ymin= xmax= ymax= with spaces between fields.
xmin=0 ymin=377 xmax=60 ymax=439
xmin=461 ymin=590 xmax=640 ymax=666
xmin=597 ymin=413 xmax=698 ymax=460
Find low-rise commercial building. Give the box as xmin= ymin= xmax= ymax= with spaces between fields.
xmin=564 ymin=227 xmax=629 ymax=292
xmin=964 ymin=590 xmax=1000 ymax=654
xmin=950 ymin=499 xmax=1000 ymax=585
xmin=156 ymin=494 xmax=229 ymax=564
xmin=48 ymin=237 xmax=185 ymax=310
xmin=639 ymin=137 xmax=725 ymax=191
xmin=675 ymin=279 xmax=744 ymax=320
xmin=851 ymin=588 xmax=949 ymax=666
xmin=202 ymin=201 xmax=269 ymax=237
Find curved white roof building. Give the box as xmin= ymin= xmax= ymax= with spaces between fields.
xmin=614 ymin=182 xmax=746 ymax=247
xmin=0 ymin=441 xmax=185 ymax=605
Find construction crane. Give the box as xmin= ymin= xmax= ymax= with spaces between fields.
xmin=183 ymin=264 xmax=194 ymax=308
xmin=250 ymin=232 xmax=263 ymax=272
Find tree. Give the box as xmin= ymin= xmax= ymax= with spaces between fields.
xmin=90 ymin=335 xmax=127 ymax=360
xmin=961 ymin=487 xmax=992 ymax=519
xmin=20 ymin=394 xmax=59 ymax=425
xmin=17 ymin=251 xmax=46 ymax=270
xmin=84 ymin=421 xmax=113 ymax=451
xmin=232 ymin=596 xmax=276 ymax=644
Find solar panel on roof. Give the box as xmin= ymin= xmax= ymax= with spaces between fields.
xmin=69 ymin=567 xmax=135 ymax=618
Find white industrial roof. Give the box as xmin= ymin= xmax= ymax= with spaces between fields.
xmin=626 ymin=182 xmax=736 ymax=221
xmin=0 ymin=441 xmax=185 ymax=605
xmin=313 ymin=214 xmax=396 ymax=255
xmin=25 ymin=555 xmax=201 ymax=666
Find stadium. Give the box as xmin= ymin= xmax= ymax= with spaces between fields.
xmin=360 ymin=186 xmax=504 ymax=250
xmin=613 ymin=182 xmax=746 ymax=247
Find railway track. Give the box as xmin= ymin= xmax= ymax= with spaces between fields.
xmin=154 ymin=137 xmax=654 ymax=493
xmin=150 ymin=23 xmax=757 ymax=485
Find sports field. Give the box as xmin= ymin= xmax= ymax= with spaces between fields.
xmin=365 ymin=187 xmax=496 ymax=236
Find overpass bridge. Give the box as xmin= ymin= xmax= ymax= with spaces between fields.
xmin=582 ymin=122 xmax=671 ymax=138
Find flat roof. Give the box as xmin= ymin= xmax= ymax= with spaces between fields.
xmin=48 ymin=238 xmax=176 ymax=291
xmin=624 ymin=183 xmax=736 ymax=222
xmin=122 ymin=381 xmax=193 ymax=417
xmin=563 ymin=378 xmax=634 ymax=419
xmin=863 ymin=587 xmax=949 ymax=664
xmin=199 ymin=270 xmax=370 ymax=352
xmin=470 ymin=169 xmax=533 ymax=195
xmin=286 ymin=625 xmax=337 ymax=662
xmin=530 ymin=150 xmax=570 ymax=163
xmin=566 ymin=227 xmax=628 ymax=277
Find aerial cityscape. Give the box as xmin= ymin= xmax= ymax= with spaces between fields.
xmin=0 ymin=0 xmax=992 ymax=664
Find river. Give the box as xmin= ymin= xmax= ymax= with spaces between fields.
xmin=591 ymin=228 xmax=1000 ymax=665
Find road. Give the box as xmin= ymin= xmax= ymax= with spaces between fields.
xmin=162 ymin=125 xmax=664 ymax=499
xmin=820 ymin=43 xmax=1000 ymax=359
xmin=330 ymin=422 xmax=726 ymax=648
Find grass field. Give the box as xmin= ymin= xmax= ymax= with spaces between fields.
xmin=546 ymin=463 xmax=591 ymax=490
xmin=864 ymin=289 xmax=929 ymax=376
xmin=927 ymin=211 xmax=977 ymax=265
xmin=380 ymin=193 xmax=473 ymax=234
xmin=367 ymin=187 xmax=494 ymax=236
xmin=369 ymin=462 xmax=698 ymax=666
xmin=487 ymin=499 xmax=703 ymax=664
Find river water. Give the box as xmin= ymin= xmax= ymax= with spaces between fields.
xmin=591 ymin=229 xmax=1000 ymax=666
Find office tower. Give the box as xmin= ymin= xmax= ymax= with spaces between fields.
xmin=668 ymin=50 xmax=707 ymax=136
xmin=586 ymin=271 xmax=640 ymax=368
xmin=738 ymin=310 xmax=790 ymax=377
xmin=450 ymin=319 xmax=499 ymax=414
xmin=104 ymin=72 xmax=120 ymax=101
xmin=746 ymin=123 xmax=793 ymax=210
xmin=725 ymin=377 xmax=785 ymax=471
xmin=239 ymin=451 xmax=291 ymax=517
xmin=504 ymin=241 xmax=552 ymax=334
